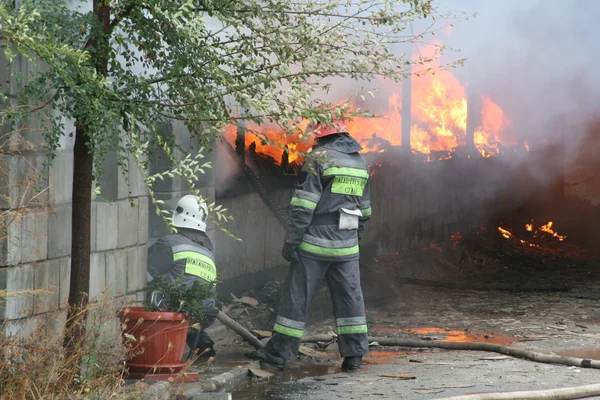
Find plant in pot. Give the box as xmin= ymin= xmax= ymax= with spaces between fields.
xmin=118 ymin=273 xmax=214 ymax=377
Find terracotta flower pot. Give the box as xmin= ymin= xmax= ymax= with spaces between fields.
xmin=118 ymin=306 xmax=189 ymax=374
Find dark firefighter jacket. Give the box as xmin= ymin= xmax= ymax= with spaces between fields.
xmin=147 ymin=229 xmax=219 ymax=321
xmin=285 ymin=133 xmax=371 ymax=261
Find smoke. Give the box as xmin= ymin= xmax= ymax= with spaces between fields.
xmin=440 ymin=0 xmax=600 ymax=170
xmin=321 ymin=0 xmax=600 ymax=187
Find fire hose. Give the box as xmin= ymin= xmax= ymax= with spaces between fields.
xmin=302 ymin=334 xmax=600 ymax=370
xmin=215 ymin=310 xmax=264 ymax=350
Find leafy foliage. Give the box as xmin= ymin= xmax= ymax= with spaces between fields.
xmin=0 ymin=0 xmax=461 ymax=184
xmin=144 ymin=273 xmax=215 ymax=325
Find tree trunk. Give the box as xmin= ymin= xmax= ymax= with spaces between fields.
xmin=63 ymin=0 xmax=110 ymax=348
xmin=64 ymin=124 xmax=94 ymax=347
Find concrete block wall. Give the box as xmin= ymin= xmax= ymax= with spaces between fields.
xmin=213 ymin=190 xmax=290 ymax=281
xmin=0 ymin=146 xmax=149 ymax=338
xmin=1 ymin=54 xmax=149 ymax=337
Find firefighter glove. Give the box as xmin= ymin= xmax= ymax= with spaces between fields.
xmin=282 ymin=242 xmax=297 ymax=262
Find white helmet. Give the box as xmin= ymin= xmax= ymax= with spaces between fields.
xmin=172 ymin=195 xmax=209 ymax=233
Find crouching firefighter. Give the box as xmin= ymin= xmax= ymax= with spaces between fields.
xmin=147 ymin=195 xmax=219 ymax=358
xmin=246 ymin=120 xmax=371 ymax=371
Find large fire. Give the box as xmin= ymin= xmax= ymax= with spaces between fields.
xmin=224 ymin=43 xmax=519 ymax=165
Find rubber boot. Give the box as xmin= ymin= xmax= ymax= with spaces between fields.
xmin=245 ymin=349 xmax=286 ymax=370
xmin=342 ymin=356 xmax=362 ymax=371
xmin=187 ymin=330 xmax=216 ymax=358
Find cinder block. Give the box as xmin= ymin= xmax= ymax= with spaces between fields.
xmin=33 ymin=259 xmax=60 ymax=314
xmin=54 ymin=114 xmax=76 ymax=150
xmin=118 ymin=199 xmax=139 ymax=248
xmin=138 ymin=196 xmax=149 ymax=244
xmin=44 ymin=310 xmax=68 ymax=341
xmin=0 ymin=50 xmax=10 ymax=94
xmin=127 ymin=155 xmax=148 ymax=198
xmin=47 ymin=204 xmax=72 ymax=259
xmin=6 ymin=153 xmax=49 ymax=206
xmin=4 ymin=313 xmax=42 ymax=338
xmin=105 ymin=249 xmax=128 ymax=297
xmin=0 ymin=155 xmax=16 ymax=209
xmin=90 ymin=202 xmax=97 ymax=251
xmin=1 ymin=264 xmax=34 ymax=319
xmin=138 ymin=244 xmax=148 ymax=283
xmin=126 ymin=245 xmax=147 ymax=293
xmin=58 ymin=257 xmax=71 ymax=307
xmin=89 ymin=252 xmax=106 ymax=301
xmin=147 ymin=121 xmax=188 ymax=194
xmin=0 ymin=213 xmax=22 ymax=266
xmin=148 ymin=192 xmax=183 ymax=238
xmin=85 ymin=306 xmax=122 ymax=356
xmin=97 ymin=151 xmax=119 ymax=202
xmin=95 ymin=201 xmax=118 ymax=251
xmin=48 ymin=150 xmax=73 ymax=204
xmin=118 ymin=293 xmax=138 ymax=308
xmin=20 ymin=211 xmax=48 ymax=263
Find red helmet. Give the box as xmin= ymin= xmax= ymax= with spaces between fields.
xmin=306 ymin=120 xmax=348 ymax=138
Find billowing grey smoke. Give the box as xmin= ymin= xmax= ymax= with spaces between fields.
xmin=443 ymin=0 xmax=600 ymax=172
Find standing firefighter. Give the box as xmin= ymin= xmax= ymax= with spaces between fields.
xmin=246 ymin=120 xmax=371 ymax=371
xmin=147 ymin=195 xmax=219 ymax=358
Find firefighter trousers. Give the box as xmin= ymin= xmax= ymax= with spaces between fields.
xmin=264 ymin=254 xmax=369 ymax=360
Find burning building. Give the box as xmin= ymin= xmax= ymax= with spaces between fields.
xmin=213 ymin=1 xmax=600 ymax=290
xmin=223 ymin=43 xmax=520 ymax=167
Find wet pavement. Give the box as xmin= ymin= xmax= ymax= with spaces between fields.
xmin=227 ymin=284 xmax=600 ymax=399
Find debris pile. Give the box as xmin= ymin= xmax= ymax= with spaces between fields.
xmin=368 ymin=220 xmax=598 ymax=292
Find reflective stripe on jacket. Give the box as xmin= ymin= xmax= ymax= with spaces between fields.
xmin=285 ymin=134 xmax=371 ymax=261
xmin=147 ymin=233 xmax=217 ymax=286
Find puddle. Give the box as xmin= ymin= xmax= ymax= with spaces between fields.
xmin=558 ymin=348 xmax=600 ymax=359
xmin=232 ymin=349 xmax=411 ymax=399
xmin=372 ymin=326 xmax=518 ymax=345
xmin=233 ymin=357 xmax=340 ymax=400
xmin=192 ymin=347 xmax=251 ymax=376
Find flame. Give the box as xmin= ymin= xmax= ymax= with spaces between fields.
xmin=450 ymin=231 xmax=464 ymax=246
xmin=475 ymin=97 xmax=514 ymax=157
xmin=499 ymin=220 xmax=566 ymax=247
xmin=538 ymin=221 xmax=566 ymax=241
xmin=223 ymin=42 xmax=523 ymax=164
xmin=498 ymin=226 xmax=513 ymax=239
xmin=223 ymin=123 xmax=312 ymax=165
